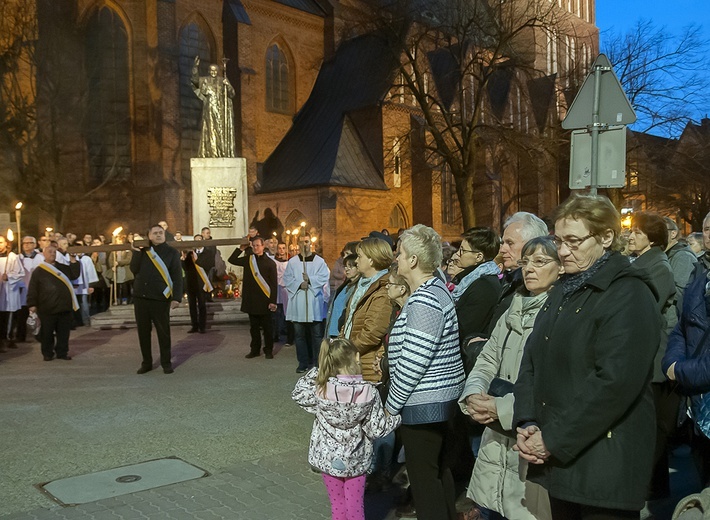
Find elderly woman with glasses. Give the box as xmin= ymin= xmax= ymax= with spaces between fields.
xmin=513 ymin=195 xmax=662 ymax=520
xmin=460 ymin=237 xmax=562 ymax=520
xmin=386 ymin=224 xmax=465 ymax=520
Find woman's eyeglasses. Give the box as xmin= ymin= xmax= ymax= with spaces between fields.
xmin=517 ymin=258 xmax=556 ymax=268
xmin=552 ymin=234 xmax=594 ymax=250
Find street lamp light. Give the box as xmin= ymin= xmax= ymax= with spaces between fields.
xmin=14 ymin=202 xmax=22 ymax=254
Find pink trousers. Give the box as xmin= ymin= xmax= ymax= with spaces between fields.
xmin=322 ymin=473 xmax=366 ymax=520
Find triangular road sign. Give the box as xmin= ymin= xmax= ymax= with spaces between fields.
xmin=562 ymin=54 xmax=636 ymax=130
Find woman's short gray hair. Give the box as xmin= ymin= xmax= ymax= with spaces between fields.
xmin=398 ymin=224 xmax=443 ymax=274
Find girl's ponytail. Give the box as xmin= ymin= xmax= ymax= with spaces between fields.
xmin=315 ymin=338 xmax=361 ymax=394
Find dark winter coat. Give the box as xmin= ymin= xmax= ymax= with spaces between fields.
xmin=130 ymin=242 xmax=183 ymax=303
xmin=453 ymin=267 xmax=502 ymax=343
xmin=631 ymin=247 xmax=676 ymax=382
xmin=228 ymin=249 xmax=277 ymax=314
xmin=183 ymin=249 xmax=214 ymax=291
xmin=662 ymin=256 xmax=710 ymax=395
xmin=27 ymin=261 xmax=81 ymax=314
xmin=514 ymin=252 xmax=661 ymax=511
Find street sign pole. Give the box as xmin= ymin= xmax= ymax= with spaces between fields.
xmin=562 ymin=54 xmax=636 ymax=193
xmin=590 ymin=64 xmax=608 ymax=195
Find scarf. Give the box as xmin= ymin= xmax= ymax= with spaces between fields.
xmin=451 ymin=260 xmax=500 ymax=302
xmin=560 ymin=251 xmax=612 ymax=297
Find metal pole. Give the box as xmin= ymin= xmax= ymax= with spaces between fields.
xmin=590 ymin=65 xmax=603 ymax=195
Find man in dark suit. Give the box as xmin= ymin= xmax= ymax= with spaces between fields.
xmin=27 ymin=243 xmax=81 ymax=361
xmin=131 ymin=224 xmax=183 ymax=374
xmin=228 ymin=236 xmax=277 ymax=359
xmin=182 ymin=234 xmax=212 ymax=333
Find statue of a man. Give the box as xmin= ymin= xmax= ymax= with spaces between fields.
xmin=191 ymin=56 xmax=235 ymax=158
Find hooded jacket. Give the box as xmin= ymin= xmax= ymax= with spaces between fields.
xmin=513 ymin=252 xmax=661 ymax=511
xmin=292 ymin=368 xmax=400 ymax=477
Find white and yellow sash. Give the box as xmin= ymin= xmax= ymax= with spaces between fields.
xmin=147 ymin=247 xmax=173 ymax=299
xmin=38 ymin=262 xmax=80 ymax=311
xmin=249 ymin=255 xmax=271 ymax=298
xmin=196 ymin=263 xmax=214 ymax=293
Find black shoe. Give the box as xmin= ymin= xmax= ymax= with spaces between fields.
xmin=163 ymin=366 xmax=174 ymax=374
xmin=265 ymin=352 xmax=274 ymax=359
xmin=187 ymin=328 xmax=198 ymax=333
xmin=7 ymin=341 xmax=18 ymax=349
xmin=136 ymin=365 xmax=152 ymax=374
xmin=57 ymin=355 xmax=72 ymax=360
xmin=198 ymin=329 xmax=206 ymax=334
xmin=43 ymin=355 xmax=55 ymax=361
xmin=245 ymin=352 xmax=260 ymax=359
xmin=296 ymin=366 xmax=307 ymax=373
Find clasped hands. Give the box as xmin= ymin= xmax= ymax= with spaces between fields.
xmin=299 ymin=273 xmax=310 ymax=290
xmin=465 ymin=393 xmax=499 ymax=424
xmin=513 ymin=425 xmax=550 ymax=465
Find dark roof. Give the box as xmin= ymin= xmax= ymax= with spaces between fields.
xmin=224 ymin=0 xmax=251 ymax=24
xmin=259 ymin=32 xmax=399 ymax=193
xmin=272 ymin=0 xmax=326 ymax=16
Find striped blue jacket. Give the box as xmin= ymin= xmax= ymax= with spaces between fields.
xmin=385 ymin=277 xmax=465 ymax=424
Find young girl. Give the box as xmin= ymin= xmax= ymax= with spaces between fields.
xmin=292 ymin=338 xmax=401 ymax=520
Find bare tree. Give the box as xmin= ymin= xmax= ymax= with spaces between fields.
xmin=340 ymin=0 xmax=584 ymax=228
xmin=604 ymin=20 xmax=710 ymax=137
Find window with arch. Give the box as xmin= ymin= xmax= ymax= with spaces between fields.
xmin=392 ymin=139 xmax=402 ymax=188
xmin=441 ymin=165 xmax=462 ymax=226
xmin=284 ymin=209 xmax=307 ymax=231
xmin=389 ymin=205 xmax=408 ymax=230
xmin=266 ymin=43 xmax=291 ymax=113
xmin=84 ymin=6 xmax=131 ymax=183
xmin=546 ymin=31 xmax=558 ymax=75
xmin=179 ymin=21 xmax=212 ymax=184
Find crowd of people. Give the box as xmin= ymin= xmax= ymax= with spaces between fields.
xmin=1 ymin=196 xmax=710 ymax=520
xmin=291 ymin=195 xmax=710 ymax=520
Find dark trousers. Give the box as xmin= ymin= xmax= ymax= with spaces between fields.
xmin=134 ymin=297 xmax=172 ymax=368
xmin=248 ymin=313 xmax=274 ymax=355
xmin=691 ymin=426 xmax=710 ymax=488
xmin=399 ymin=422 xmax=457 ymax=520
xmin=549 ymin=497 xmax=639 ymax=520
xmin=649 ymin=380 xmax=682 ymax=499
xmin=293 ymin=321 xmax=324 ymax=369
xmin=187 ymin=287 xmax=207 ymax=331
xmin=38 ymin=311 xmax=72 ymax=358
xmin=0 ymin=311 xmax=10 ymax=343
xmin=14 ymin=306 xmax=29 ymax=341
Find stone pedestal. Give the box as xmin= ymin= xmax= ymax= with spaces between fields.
xmin=190 ymin=158 xmax=248 ymax=260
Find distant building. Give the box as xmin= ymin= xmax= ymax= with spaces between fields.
xmin=2 ymin=0 xmax=598 ymax=261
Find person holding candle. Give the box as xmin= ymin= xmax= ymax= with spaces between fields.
xmin=0 ymin=235 xmax=25 ymax=352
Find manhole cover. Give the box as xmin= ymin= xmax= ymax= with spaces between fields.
xmin=115 ymin=475 xmax=142 ymax=483
xmin=39 ymin=457 xmax=208 ymax=506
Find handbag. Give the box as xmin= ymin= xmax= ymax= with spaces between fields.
xmin=684 ymin=323 xmax=710 ymax=439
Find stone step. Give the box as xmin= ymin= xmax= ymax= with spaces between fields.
xmin=91 ymin=298 xmax=249 ymax=329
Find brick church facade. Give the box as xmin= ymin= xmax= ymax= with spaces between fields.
xmin=3 ymin=0 xmax=597 ymax=262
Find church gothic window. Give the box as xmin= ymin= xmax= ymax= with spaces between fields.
xmin=389 ymin=205 xmax=408 ymax=230
xmin=84 ymin=6 xmax=131 ymax=183
xmin=266 ymin=44 xmax=291 ymax=113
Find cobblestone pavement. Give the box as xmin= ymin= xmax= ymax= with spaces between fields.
xmin=0 ymin=323 xmax=702 ymax=519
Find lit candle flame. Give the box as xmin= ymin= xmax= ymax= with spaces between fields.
xmin=310 ymin=236 xmax=317 ymax=243
xmin=300 ymin=221 xmax=306 ymax=227
xmin=7 ymin=229 xmax=14 ymax=242
xmin=293 ymin=228 xmax=300 ymax=235
xmin=15 ymin=202 xmax=23 ymax=210
xmin=112 ymin=226 xmax=123 ymax=237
